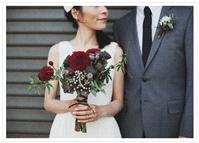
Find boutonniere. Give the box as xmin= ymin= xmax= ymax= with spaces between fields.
xmin=158 ymin=14 xmax=176 ymax=38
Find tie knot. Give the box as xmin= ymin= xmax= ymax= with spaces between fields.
xmin=144 ymin=6 xmax=152 ymax=16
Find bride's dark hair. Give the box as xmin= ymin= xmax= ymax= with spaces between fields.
xmin=64 ymin=6 xmax=111 ymax=49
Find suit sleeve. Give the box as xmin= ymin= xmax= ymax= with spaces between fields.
xmin=179 ymin=8 xmax=193 ymax=138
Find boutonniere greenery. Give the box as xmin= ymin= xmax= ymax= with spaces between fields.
xmin=158 ymin=14 xmax=176 ymax=38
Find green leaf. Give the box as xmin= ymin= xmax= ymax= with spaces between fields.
xmin=94 ymin=80 xmax=101 ymax=91
xmin=115 ymin=53 xmax=127 ymax=74
xmin=168 ymin=23 xmax=173 ymax=29
xmin=28 ymin=75 xmax=54 ymax=95
xmin=108 ymin=74 xmax=112 ymax=81
xmin=101 ymin=89 xmax=105 ymax=94
xmin=91 ymin=89 xmax=97 ymax=96
xmin=47 ymin=85 xmax=51 ymax=94
xmin=105 ymin=76 xmax=109 ymax=83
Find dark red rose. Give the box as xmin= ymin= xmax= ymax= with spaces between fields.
xmin=49 ymin=61 xmax=54 ymax=66
xmin=69 ymin=51 xmax=91 ymax=71
xmin=86 ymin=48 xmax=101 ymax=55
xmin=38 ymin=66 xmax=54 ymax=81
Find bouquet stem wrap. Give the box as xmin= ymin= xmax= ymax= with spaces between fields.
xmin=69 ymin=94 xmax=89 ymax=133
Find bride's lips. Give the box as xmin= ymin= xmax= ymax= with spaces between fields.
xmin=97 ymin=18 xmax=108 ymax=22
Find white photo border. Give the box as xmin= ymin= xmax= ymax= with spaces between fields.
xmin=1 ymin=0 xmax=198 ymax=143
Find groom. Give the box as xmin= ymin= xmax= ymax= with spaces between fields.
xmin=113 ymin=6 xmax=193 ymax=138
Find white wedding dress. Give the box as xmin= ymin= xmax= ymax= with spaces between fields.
xmin=49 ymin=41 xmax=121 ymax=138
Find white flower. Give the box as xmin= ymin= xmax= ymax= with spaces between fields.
xmin=158 ymin=14 xmax=176 ymax=38
xmin=87 ymin=73 xmax=93 ymax=79
xmin=160 ymin=16 xmax=171 ymax=26
xmin=162 ymin=16 xmax=171 ymax=22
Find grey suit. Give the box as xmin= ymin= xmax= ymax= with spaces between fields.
xmin=113 ymin=6 xmax=193 ymax=138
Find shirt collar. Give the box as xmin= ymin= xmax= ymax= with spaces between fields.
xmin=137 ymin=6 xmax=162 ymax=16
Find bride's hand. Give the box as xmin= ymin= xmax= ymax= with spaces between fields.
xmin=71 ymin=104 xmax=100 ymax=123
xmin=66 ymin=100 xmax=79 ymax=112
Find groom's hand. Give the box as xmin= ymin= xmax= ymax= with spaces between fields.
xmin=71 ymin=104 xmax=99 ymax=123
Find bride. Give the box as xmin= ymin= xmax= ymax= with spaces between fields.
xmin=44 ymin=6 xmax=124 ymax=138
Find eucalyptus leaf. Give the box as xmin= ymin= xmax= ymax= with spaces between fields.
xmin=101 ymin=89 xmax=105 ymax=94
xmin=105 ymin=76 xmax=109 ymax=83
xmin=91 ymin=90 xmax=97 ymax=96
xmin=94 ymin=80 xmax=101 ymax=91
xmin=116 ymin=53 xmax=127 ymax=74
xmin=168 ymin=23 xmax=173 ymax=29
xmin=47 ymin=85 xmax=51 ymax=94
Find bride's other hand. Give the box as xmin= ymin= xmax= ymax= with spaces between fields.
xmin=72 ymin=104 xmax=100 ymax=123
xmin=67 ymin=100 xmax=79 ymax=113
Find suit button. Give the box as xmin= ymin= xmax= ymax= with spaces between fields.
xmin=142 ymin=77 xmax=147 ymax=82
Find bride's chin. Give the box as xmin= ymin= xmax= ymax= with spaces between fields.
xmin=95 ymin=25 xmax=107 ymax=31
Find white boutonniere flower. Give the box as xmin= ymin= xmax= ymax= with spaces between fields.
xmin=158 ymin=14 xmax=176 ymax=38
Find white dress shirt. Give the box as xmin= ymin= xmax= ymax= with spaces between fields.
xmin=136 ymin=6 xmax=162 ymax=54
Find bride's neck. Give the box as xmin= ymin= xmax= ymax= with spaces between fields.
xmin=71 ymin=26 xmax=98 ymax=50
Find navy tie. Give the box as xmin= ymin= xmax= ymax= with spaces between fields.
xmin=142 ymin=6 xmax=152 ymax=67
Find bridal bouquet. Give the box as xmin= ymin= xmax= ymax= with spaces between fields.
xmin=29 ymin=48 xmax=121 ymax=133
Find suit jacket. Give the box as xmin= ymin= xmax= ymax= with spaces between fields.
xmin=113 ymin=6 xmax=193 ymax=138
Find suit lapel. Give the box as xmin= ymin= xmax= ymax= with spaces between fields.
xmin=126 ymin=7 xmax=145 ymax=73
xmin=144 ymin=6 xmax=173 ymax=71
